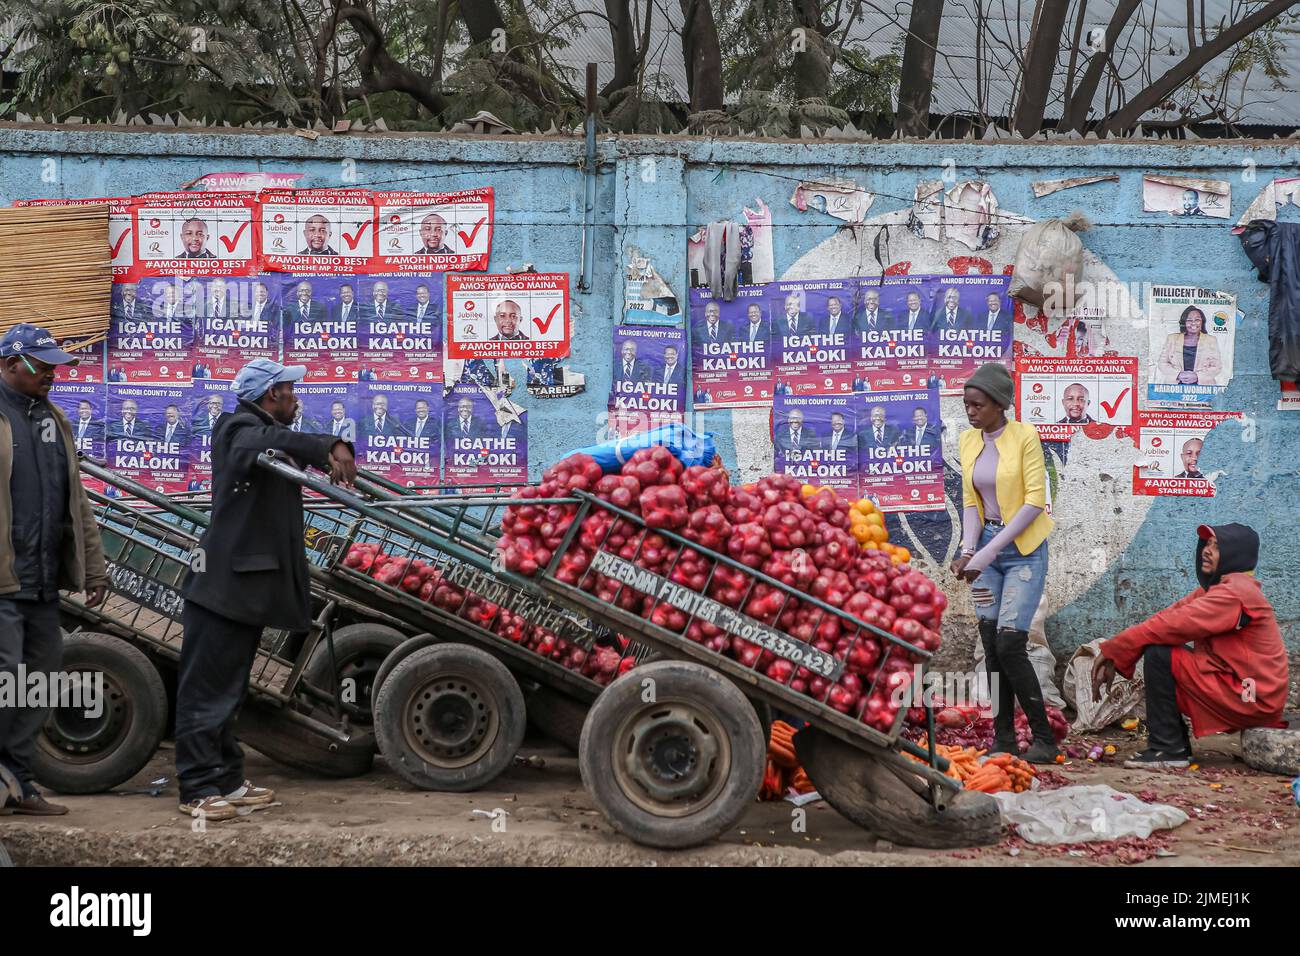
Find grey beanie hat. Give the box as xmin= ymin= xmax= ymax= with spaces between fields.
xmin=964 ymin=362 xmax=1014 ymax=409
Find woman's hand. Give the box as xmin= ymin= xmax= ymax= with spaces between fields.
xmin=950 ymin=555 xmax=971 ymax=579
xmin=1176 ymin=370 xmax=1199 ymax=384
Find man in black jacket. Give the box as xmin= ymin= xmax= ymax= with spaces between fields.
xmin=175 ymin=358 xmax=355 ymax=821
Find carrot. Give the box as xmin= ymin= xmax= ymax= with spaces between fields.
xmin=986 ymin=754 xmax=1014 ymax=768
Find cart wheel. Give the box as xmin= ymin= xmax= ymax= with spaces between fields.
xmin=235 ymin=702 xmax=375 ymax=778
xmin=525 ymin=684 xmax=590 ymax=753
xmin=33 ymin=632 xmax=168 ymax=795
xmin=302 ymin=623 xmax=407 ymax=729
xmin=370 ymin=632 xmax=439 ymax=704
xmin=578 ymin=660 xmax=764 ymax=850
xmin=795 ymin=727 xmax=1003 ymax=849
xmin=373 ymin=643 xmax=526 ymax=792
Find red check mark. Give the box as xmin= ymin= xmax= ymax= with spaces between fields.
xmin=533 ymin=303 xmax=562 ymax=335
xmin=109 ymin=228 xmax=131 ymax=259
xmin=458 ymin=216 xmax=488 ymax=247
xmin=1100 ymin=387 xmax=1130 ymax=418
xmin=218 ymin=221 xmax=250 ymax=252
xmin=342 ymin=221 xmax=371 ymax=250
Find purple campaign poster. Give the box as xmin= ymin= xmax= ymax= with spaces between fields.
xmin=855 ymin=387 xmax=944 ymax=513
xmin=105 ymin=385 xmax=191 ymax=494
xmin=442 ymin=385 xmax=527 ymax=487
xmin=187 ymin=387 xmax=235 ymax=491
xmin=52 ymin=382 xmax=106 ymax=463
xmin=355 ymin=382 xmax=442 ymax=488
xmin=610 ymin=326 xmax=686 ymax=414
xmin=689 ymin=286 xmax=773 ymax=408
xmin=294 ymin=382 xmax=356 ymax=442
xmin=356 ymin=274 xmax=444 ymax=385
xmin=192 ymin=276 xmax=280 ymax=381
xmin=280 ymin=275 xmax=360 ymax=382
xmin=926 ymin=274 xmax=1013 ymax=394
xmin=771 ymin=279 xmax=857 ymax=396
xmin=852 ymin=276 xmax=932 ymax=392
xmin=107 ymin=278 xmax=193 ymax=385
xmin=772 ymin=393 xmax=859 ymax=497
xmin=60 ymin=338 xmax=106 ymax=384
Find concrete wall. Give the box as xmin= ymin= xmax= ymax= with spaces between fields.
xmin=1 ymin=124 xmax=1296 ymax=666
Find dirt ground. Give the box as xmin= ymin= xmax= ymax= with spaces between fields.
xmin=2 ymin=726 xmax=1295 ymax=867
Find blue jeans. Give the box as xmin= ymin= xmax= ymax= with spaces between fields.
xmin=970 ymin=525 xmax=1048 ymax=631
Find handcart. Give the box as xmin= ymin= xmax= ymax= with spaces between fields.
xmin=258 ymin=455 xmax=1001 ymax=851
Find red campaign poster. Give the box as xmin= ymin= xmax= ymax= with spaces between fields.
xmin=374 ymin=188 xmax=493 ymax=272
xmin=1015 ymin=356 xmax=1138 ymax=442
xmin=14 ymin=197 xmax=137 ymax=278
xmin=131 ymin=191 xmax=257 ymax=277
xmin=446 ymin=273 xmax=570 ymax=360
xmin=1130 ymin=410 xmax=1241 ymax=498
xmin=257 ymin=188 xmax=377 ymax=274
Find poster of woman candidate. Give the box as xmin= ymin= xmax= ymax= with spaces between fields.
xmin=258 ymin=188 xmax=377 ymax=274
xmin=105 ymin=385 xmax=191 ymax=494
xmin=925 ymin=274 xmax=1014 ymax=394
xmin=108 ymin=277 xmax=194 ymax=384
xmin=856 ymin=387 xmax=944 ymax=513
xmin=442 ymin=385 xmax=527 ymax=487
xmin=132 ymin=191 xmax=257 ymax=278
xmin=355 ymin=274 xmax=444 ymax=384
xmin=688 ymin=285 xmax=773 ymax=409
xmin=852 ymin=276 xmax=931 ymax=392
xmin=192 ymin=276 xmax=280 ymax=381
xmin=280 ymin=275 xmax=360 ymax=382
xmin=355 ymin=383 xmax=442 ymax=488
xmin=772 ymin=393 xmax=860 ymax=497
xmin=771 ymin=279 xmax=857 ymax=396
xmin=1146 ymin=286 xmax=1237 ymax=406
xmin=374 ymin=188 xmax=493 ymax=272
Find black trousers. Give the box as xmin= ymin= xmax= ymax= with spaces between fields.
xmin=1143 ymin=645 xmax=1190 ymax=754
xmin=175 ymin=600 xmax=262 ymax=802
xmin=0 ymin=598 xmax=62 ymax=791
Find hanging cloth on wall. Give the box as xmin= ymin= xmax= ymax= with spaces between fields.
xmin=1240 ymin=219 xmax=1300 ymax=382
xmin=702 ymin=221 xmax=741 ymax=301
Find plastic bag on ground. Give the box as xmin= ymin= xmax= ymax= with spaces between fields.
xmin=993 ymin=784 xmax=1188 ymax=844
xmin=572 ymin=424 xmax=718 ymax=474
xmin=1062 ymin=639 xmax=1145 ymax=732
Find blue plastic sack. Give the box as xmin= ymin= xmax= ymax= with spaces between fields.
xmin=574 ymin=424 xmax=717 ymax=473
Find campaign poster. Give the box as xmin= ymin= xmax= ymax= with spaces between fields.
xmin=105 ymin=385 xmax=191 ymax=494
xmin=606 ymin=408 xmax=684 ymax=439
xmin=526 ymin=358 xmax=586 ymax=399
xmin=354 ymin=383 xmax=442 ymax=489
xmin=852 ymin=276 xmax=931 ymax=391
xmin=355 ymin=275 xmax=444 ymax=384
xmin=610 ymin=325 xmax=686 ymax=414
xmin=1050 ymin=308 xmax=1110 ymax=358
xmin=191 ymin=276 xmax=280 ymax=381
xmin=855 ymin=388 xmax=944 ymax=513
xmin=107 ymin=277 xmax=193 ymax=384
xmin=186 ymin=387 xmax=235 ymax=491
xmin=60 ymin=336 xmax=106 ymax=384
xmin=374 ymin=188 xmax=493 ymax=272
xmin=258 ymin=188 xmax=377 ymax=274
xmin=1016 ymin=356 xmax=1138 ymax=442
xmin=14 ymin=197 xmax=136 ymax=278
xmin=1146 ymin=286 xmax=1237 ymax=406
xmin=689 ymin=285 xmax=773 ymax=409
xmin=131 ymin=191 xmax=257 ymax=277
xmin=772 ymin=393 xmax=860 ymax=497
xmin=442 ymin=385 xmax=527 ymax=487
xmin=446 ymin=273 xmax=570 ymax=361
xmin=926 ymin=274 xmax=1013 ymax=394
xmin=1131 ymin=410 xmax=1241 ymax=498
xmin=771 ymin=279 xmax=857 ymax=395
xmin=294 ymin=382 xmax=357 ymax=443
xmin=280 ymin=275 xmax=360 ymax=382
xmin=1141 ymin=175 xmax=1231 ymax=220
xmin=51 ymin=382 xmax=107 ymax=464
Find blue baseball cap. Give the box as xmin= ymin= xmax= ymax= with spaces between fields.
xmin=0 ymin=324 xmax=81 ymax=365
xmin=231 ymin=358 xmax=307 ymax=402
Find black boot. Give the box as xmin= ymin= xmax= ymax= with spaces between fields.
xmin=995 ymin=628 xmax=1059 ymax=764
xmin=980 ymin=619 xmax=1017 ymax=755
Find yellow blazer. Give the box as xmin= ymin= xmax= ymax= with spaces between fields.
xmin=959 ymin=419 xmax=1054 ymax=555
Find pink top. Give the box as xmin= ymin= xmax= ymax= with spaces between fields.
xmin=972 ymin=426 xmax=1004 ymax=521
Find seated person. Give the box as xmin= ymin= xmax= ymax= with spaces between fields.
xmin=1092 ymin=523 xmax=1288 ymax=769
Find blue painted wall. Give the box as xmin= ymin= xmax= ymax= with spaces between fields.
xmin=0 ymin=126 xmax=1296 ymax=659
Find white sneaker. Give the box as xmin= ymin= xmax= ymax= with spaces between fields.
xmin=223 ymin=780 xmax=276 ymax=807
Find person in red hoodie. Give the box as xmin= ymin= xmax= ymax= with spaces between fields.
xmin=1092 ymin=523 xmax=1289 ymax=768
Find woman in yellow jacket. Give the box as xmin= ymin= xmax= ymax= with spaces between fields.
xmin=950 ymin=363 xmax=1059 ymax=763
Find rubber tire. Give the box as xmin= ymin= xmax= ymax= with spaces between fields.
xmin=371 ymin=632 xmax=439 ymax=705
xmin=525 ymin=684 xmax=591 ymax=753
xmin=578 ymin=660 xmax=765 ymax=850
xmin=373 ymin=643 xmax=526 ymax=792
xmin=235 ymin=702 xmax=375 ymax=778
xmin=1241 ymin=715 xmax=1300 ymax=776
xmin=32 ymin=632 xmax=169 ymax=795
xmin=795 ymin=726 xmax=1003 ymax=849
xmin=302 ymin=623 xmax=408 ymax=729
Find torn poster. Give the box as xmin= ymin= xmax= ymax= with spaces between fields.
xmin=1015 ymin=356 xmax=1138 ymax=442
xmin=1142 ymin=175 xmax=1230 ymax=219
xmin=1146 ymin=286 xmax=1237 ymax=406
xmin=186 ymin=171 xmax=303 ymax=192
xmin=526 ymin=359 xmax=585 ymax=399
xmin=1030 ymin=176 xmax=1118 ymax=198
xmin=623 ymin=245 xmax=681 ymax=324
xmin=790 ymin=177 xmax=874 ymax=223
xmin=1131 ymin=410 xmax=1241 ymax=497
xmin=1234 ymin=177 xmax=1300 ymax=229
xmin=1279 ymin=381 xmax=1300 ymax=411
xmin=907 ymin=180 xmax=1000 ymax=250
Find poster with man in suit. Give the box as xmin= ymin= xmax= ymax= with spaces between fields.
xmin=132 ymin=192 xmax=256 ymax=277
xmin=280 ymin=276 xmax=360 ymax=381
xmin=856 ymin=387 xmax=944 ymax=512
xmin=608 ymin=326 xmax=687 ymax=437
xmin=355 ymin=384 xmax=441 ymax=487
xmin=356 ymin=276 xmax=443 ymax=384
xmin=774 ymin=396 xmax=858 ymax=497
xmin=689 ymin=287 xmax=773 ymax=409
xmin=374 ymin=187 xmax=494 ymax=271
xmin=927 ymin=275 xmax=1014 ymax=395
xmin=442 ymin=385 xmax=526 ymax=485
xmin=259 ymin=188 xmax=377 ymax=274
xmin=106 ymin=386 xmax=190 ymax=493
xmin=108 ymin=278 xmax=193 ymax=384
xmin=772 ymin=280 xmax=856 ymax=395
xmin=194 ymin=277 xmax=278 ymax=380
